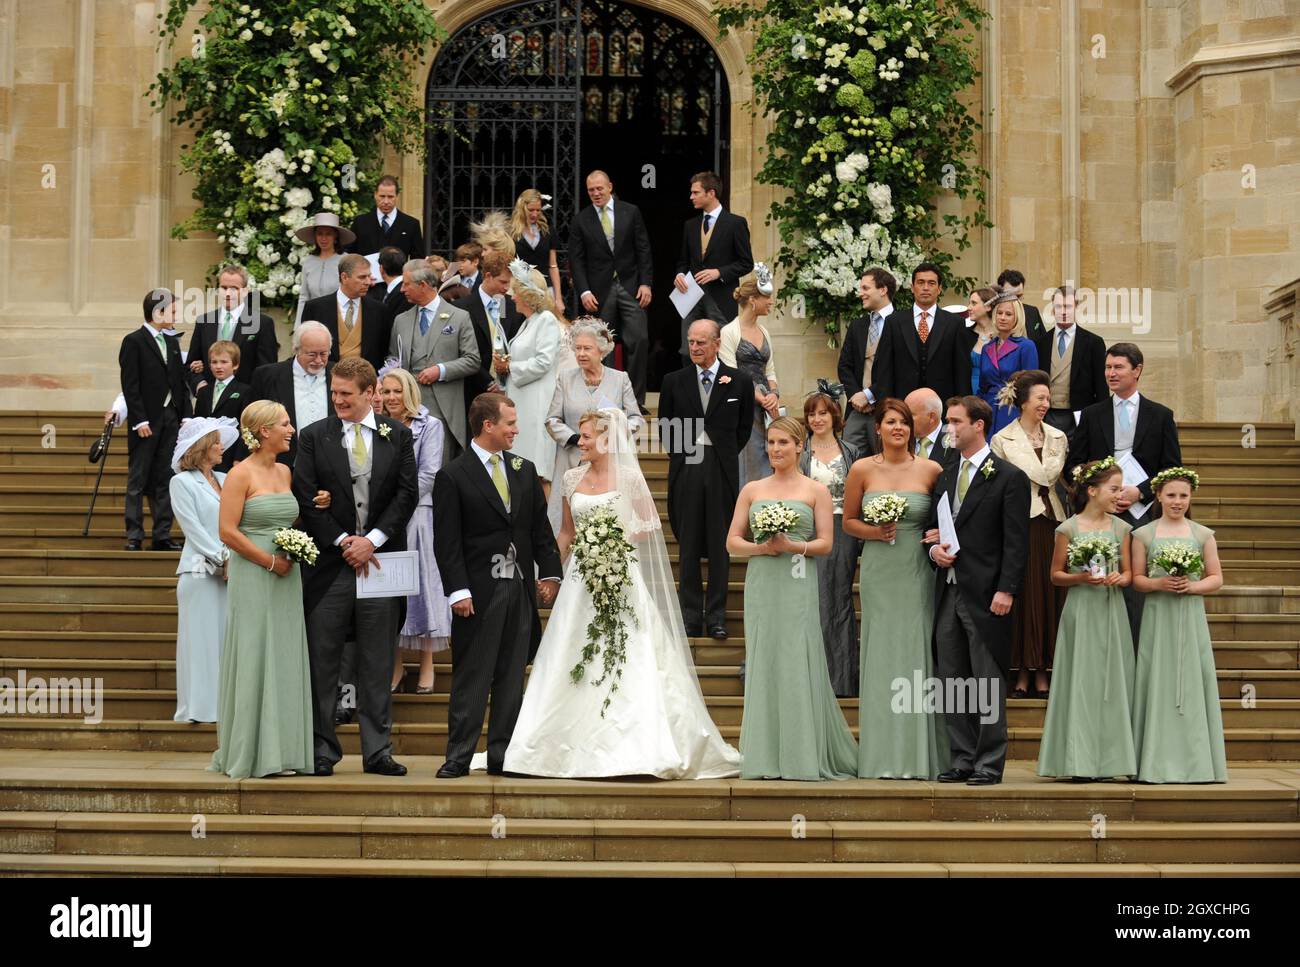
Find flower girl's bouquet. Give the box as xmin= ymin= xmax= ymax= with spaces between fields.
xmin=1066 ymin=534 xmax=1119 ymax=578
xmin=273 ymin=528 xmax=319 ymax=566
xmin=751 ymin=501 xmax=802 ymax=543
xmin=1150 ymin=542 xmax=1204 ymax=578
xmin=861 ymin=493 xmax=909 ymax=545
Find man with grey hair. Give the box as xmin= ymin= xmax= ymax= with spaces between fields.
xmin=390 ymin=258 xmax=479 ymax=457
xmin=905 ymin=387 xmax=958 ymax=468
xmin=187 ymin=261 xmax=278 ymax=393
xmin=299 ymin=252 xmax=389 ymax=371
xmin=251 ymin=320 xmax=335 ymax=467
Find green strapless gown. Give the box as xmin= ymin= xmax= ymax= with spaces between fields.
xmin=740 ymin=499 xmax=858 ymax=780
xmin=857 ymin=492 xmax=949 ymax=779
xmin=209 ymin=493 xmax=314 ymax=779
xmin=1131 ymin=524 xmax=1227 ymax=782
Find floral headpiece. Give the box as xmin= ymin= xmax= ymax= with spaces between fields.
xmin=1151 ymin=466 xmax=1200 ymax=492
xmin=508 ymin=257 xmax=545 ymax=296
xmin=753 ymin=262 xmax=774 ymax=295
xmin=1072 ymin=455 xmax=1117 ymax=485
xmin=994 ymin=379 xmax=1018 ymax=410
xmin=240 ymin=426 xmax=261 ymax=451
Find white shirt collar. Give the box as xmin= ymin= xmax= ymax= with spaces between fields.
xmin=696 ymin=358 xmax=720 ymax=380
xmin=913 ymin=303 xmax=937 ymax=322
xmin=470 ymin=439 xmax=504 ymax=465
xmin=213 ymin=376 xmax=229 ymax=388
xmin=479 ymin=286 xmax=502 ymax=311
xmin=378 ymin=208 xmax=398 ymax=223
xmin=141 ymin=322 xmax=166 ymax=337
xmin=1113 ymin=390 xmax=1141 ymax=407
xmin=876 ymin=303 xmax=894 ymax=319
xmin=386 ymin=277 xmax=401 ymax=293
xmin=336 ymin=288 xmax=360 ymax=312
xmin=292 ymin=358 xmax=324 ymax=380
xmin=341 ymin=411 xmax=378 ymax=432
xmin=960 ymin=443 xmax=991 ymax=471
xmin=703 ymin=203 xmax=724 ymax=220
xmin=219 ymin=303 xmax=244 ymax=323
xmin=922 ymin=424 xmax=942 ymax=448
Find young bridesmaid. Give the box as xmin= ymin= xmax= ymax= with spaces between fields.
xmin=1130 ymin=468 xmax=1227 ymax=783
xmin=1036 ymin=458 xmax=1137 ymax=781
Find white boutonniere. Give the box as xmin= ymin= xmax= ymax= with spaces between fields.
xmin=229 ymin=392 xmax=240 ymax=400
xmin=439 ymin=312 xmax=450 ymax=320
xmin=377 ymin=423 xmax=392 ymax=440
xmin=511 ymin=456 xmax=523 ymax=471
xmin=718 ymin=374 xmax=732 ymax=385
xmin=981 ymin=460 xmax=996 ymax=480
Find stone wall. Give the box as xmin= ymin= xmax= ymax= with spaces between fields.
xmin=0 ymin=0 xmax=1296 ymax=424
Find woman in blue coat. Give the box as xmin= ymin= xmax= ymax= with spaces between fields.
xmin=979 ymin=297 xmax=1039 ymax=434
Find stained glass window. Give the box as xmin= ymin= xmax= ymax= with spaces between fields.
xmin=585 ymin=31 xmax=604 ymax=76
xmin=609 ymin=30 xmax=626 ymax=76
xmin=508 ymin=30 xmax=526 ymax=74
xmin=626 ymin=29 xmax=644 ymax=76
xmin=608 ymin=84 xmax=625 ymax=123
xmin=526 ymin=29 xmax=545 ymax=75
xmin=584 ymin=86 xmax=604 ymax=123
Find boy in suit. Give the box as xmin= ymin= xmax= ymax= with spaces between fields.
xmin=120 ymin=289 xmax=192 ymax=550
xmin=194 ymin=340 xmax=251 ymax=471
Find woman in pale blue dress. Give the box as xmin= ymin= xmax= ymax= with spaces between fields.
xmin=168 ymin=417 xmax=239 ymax=723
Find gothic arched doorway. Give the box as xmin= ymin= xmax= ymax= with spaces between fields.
xmin=425 ymin=0 xmax=730 ymax=386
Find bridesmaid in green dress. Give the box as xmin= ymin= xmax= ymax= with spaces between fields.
xmin=1131 ymin=468 xmax=1227 ymax=783
xmin=1037 ymin=459 xmax=1136 ymax=780
xmin=727 ymin=416 xmax=858 ymax=780
xmin=843 ymin=398 xmax=948 ymax=778
xmin=210 ymin=401 xmax=315 ymax=779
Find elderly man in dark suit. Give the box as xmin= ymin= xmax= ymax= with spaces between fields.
xmin=119 ymin=289 xmax=192 ymax=551
xmin=1033 ymin=285 xmax=1107 ymax=437
xmin=658 ymin=318 xmax=755 ymax=639
xmin=568 ymin=169 xmax=654 ymax=406
xmin=871 ymin=262 xmax=972 ymax=408
xmin=347 ymin=174 xmax=424 ymax=259
xmin=186 ymin=263 xmax=278 ymax=394
xmin=250 ymin=321 xmax=335 ymax=467
xmin=674 ymin=170 xmax=754 ymax=357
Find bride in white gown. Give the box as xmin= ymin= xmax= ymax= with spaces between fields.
xmin=502 ymin=407 xmax=740 ymax=779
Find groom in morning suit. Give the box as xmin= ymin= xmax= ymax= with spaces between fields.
xmin=432 ymin=393 xmax=563 ymax=778
xmin=292 ymin=357 xmax=418 ymax=778
xmin=658 ymin=319 xmax=755 ymax=639
xmin=925 ymin=395 xmax=1029 ymax=786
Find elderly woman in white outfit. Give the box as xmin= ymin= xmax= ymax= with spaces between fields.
xmin=491 ymin=259 xmax=563 ymax=500
xmin=168 ymin=417 xmax=239 ymax=723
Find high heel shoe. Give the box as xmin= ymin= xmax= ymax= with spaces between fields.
xmin=415 ymin=680 xmax=435 ymax=695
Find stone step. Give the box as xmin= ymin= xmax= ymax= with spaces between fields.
xmin=2 ymin=810 xmax=1297 ymax=865
xmin=1 ymin=717 xmax=1296 ymax=760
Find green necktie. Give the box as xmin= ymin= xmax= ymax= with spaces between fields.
xmin=220 ymin=310 xmax=234 ymax=341
xmin=598 ymin=205 xmax=613 ymax=242
xmin=918 ymin=437 xmax=932 ymax=459
xmin=958 ymin=459 xmax=972 ymax=502
xmin=351 ymin=423 xmax=367 ymax=464
xmin=213 ymin=379 xmax=226 ymax=408
xmin=489 ymin=454 xmax=510 ymax=509
xmin=154 ymin=331 xmax=167 ymax=361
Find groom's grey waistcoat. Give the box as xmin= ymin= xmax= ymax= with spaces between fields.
xmin=346 ymin=427 xmax=374 ymax=532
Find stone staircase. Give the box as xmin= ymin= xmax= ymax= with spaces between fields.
xmin=0 ymin=410 xmax=1298 ymax=876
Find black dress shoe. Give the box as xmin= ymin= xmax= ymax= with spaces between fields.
xmin=364 ymin=754 xmax=407 ymax=777
xmin=436 ymin=760 xmax=469 ymax=779
xmin=938 ymin=768 xmax=973 ymax=782
xmin=314 ymin=757 xmax=334 ymax=777
xmin=124 ymin=540 xmax=142 ymax=551
xmin=486 ymin=763 xmax=504 ymax=776
xmin=334 ymin=699 xmax=355 ymax=725
xmin=708 ymin=624 xmax=728 ymax=640
xmin=150 ymin=539 xmax=183 ymax=551
xmin=967 ymin=771 xmax=1001 ymax=786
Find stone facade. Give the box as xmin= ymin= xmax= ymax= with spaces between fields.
xmin=1 ymin=0 xmax=1296 ymax=421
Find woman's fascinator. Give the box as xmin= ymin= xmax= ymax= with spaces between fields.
xmin=753 ymin=262 xmax=774 ymax=295
xmin=508 ymin=257 xmax=546 ymax=296
xmin=810 ymin=377 xmax=844 ymax=401
xmin=171 ymin=417 xmax=239 ymax=473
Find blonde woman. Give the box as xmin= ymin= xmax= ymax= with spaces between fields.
xmin=379 ymin=367 xmax=450 ymax=694
xmin=211 ymin=401 xmax=314 ymax=779
xmin=469 ymin=209 xmax=517 ymax=260
xmin=510 ymin=189 xmax=563 ymax=300
xmin=977 ymin=296 xmax=1039 ymax=435
xmin=496 ymin=259 xmax=563 ymax=499
xmin=719 ymin=263 xmax=780 ymax=487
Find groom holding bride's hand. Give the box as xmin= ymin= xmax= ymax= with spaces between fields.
xmin=433 ymin=392 xmax=563 ymax=778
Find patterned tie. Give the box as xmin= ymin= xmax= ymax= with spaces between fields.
xmin=382 ymin=214 xmax=392 ymax=235
xmin=344 ymin=299 xmax=356 ymax=332
xmin=868 ymin=311 xmax=882 ymax=347
xmin=489 ymin=454 xmax=510 ymax=509
xmin=220 ymin=310 xmax=234 ymax=342
xmin=917 ymin=310 xmax=930 ymax=344
xmin=598 ymin=205 xmax=614 ymax=247
xmin=1057 ymin=327 xmax=1069 ymax=358
xmin=918 ymin=436 xmax=932 ymax=459
xmin=419 ymin=307 xmax=430 ymax=337
xmin=957 ymin=459 xmax=972 ymax=503
xmin=1118 ymin=398 xmax=1132 ymax=431
xmin=700 ymin=369 xmax=713 ymax=394
xmin=351 ymin=423 xmax=367 ymax=464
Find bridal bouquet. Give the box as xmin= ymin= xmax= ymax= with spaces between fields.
xmin=751 ymin=501 xmax=802 ymax=543
xmin=1066 ymin=534 xmax=1119 ymax=578
xmin=569 ymin=505 xmax=638 ymax=716
xmin=1150 ymin=542 xmax=1204 ymax=578
xmin=273 ymin=528 xmax=319 ymax=566
xmin=861 ymin=493 xmax=909 ymax=545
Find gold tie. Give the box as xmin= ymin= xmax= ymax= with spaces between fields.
xmin=958 ymin=459 xmax=972 ymax=502
xmin=344 ymin=300 xmax=356 ymax=332
xmin=918 ymin=437 xmax=931 ymax=459
xmin=489 ymin=454 xmax=510 ymax=509
xmin=598 ymin=205 xmax=613 ymax=241
xmin=351 ymin=423 xmax=367 ymax=464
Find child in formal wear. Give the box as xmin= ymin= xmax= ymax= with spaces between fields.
xmin=194 ymin=341 xmax=252 ymax=471
xmin=1130 ymin=467 xmax=1227 ymax=783
xmin=1037 ymin=457 xmax=1137 ymax=780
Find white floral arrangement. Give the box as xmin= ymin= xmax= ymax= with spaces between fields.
xmin=1066 ymin=534 xmax=1119 ymax=577
xmin=272 ymin=527 xmax=319 ymax=565
xmin=1149 ymin=542 xmax=1204 ymax=578
xmin=861 ymin=492 xmax=909 ymax=545
xmin=568 ymin=504 xmax=638 ymax=716
xmin=751 ymin=501 xmax=803 ymax=543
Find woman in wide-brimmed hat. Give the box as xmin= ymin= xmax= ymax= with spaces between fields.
xmin=294 ymin=213 xmax=356 ymax=325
